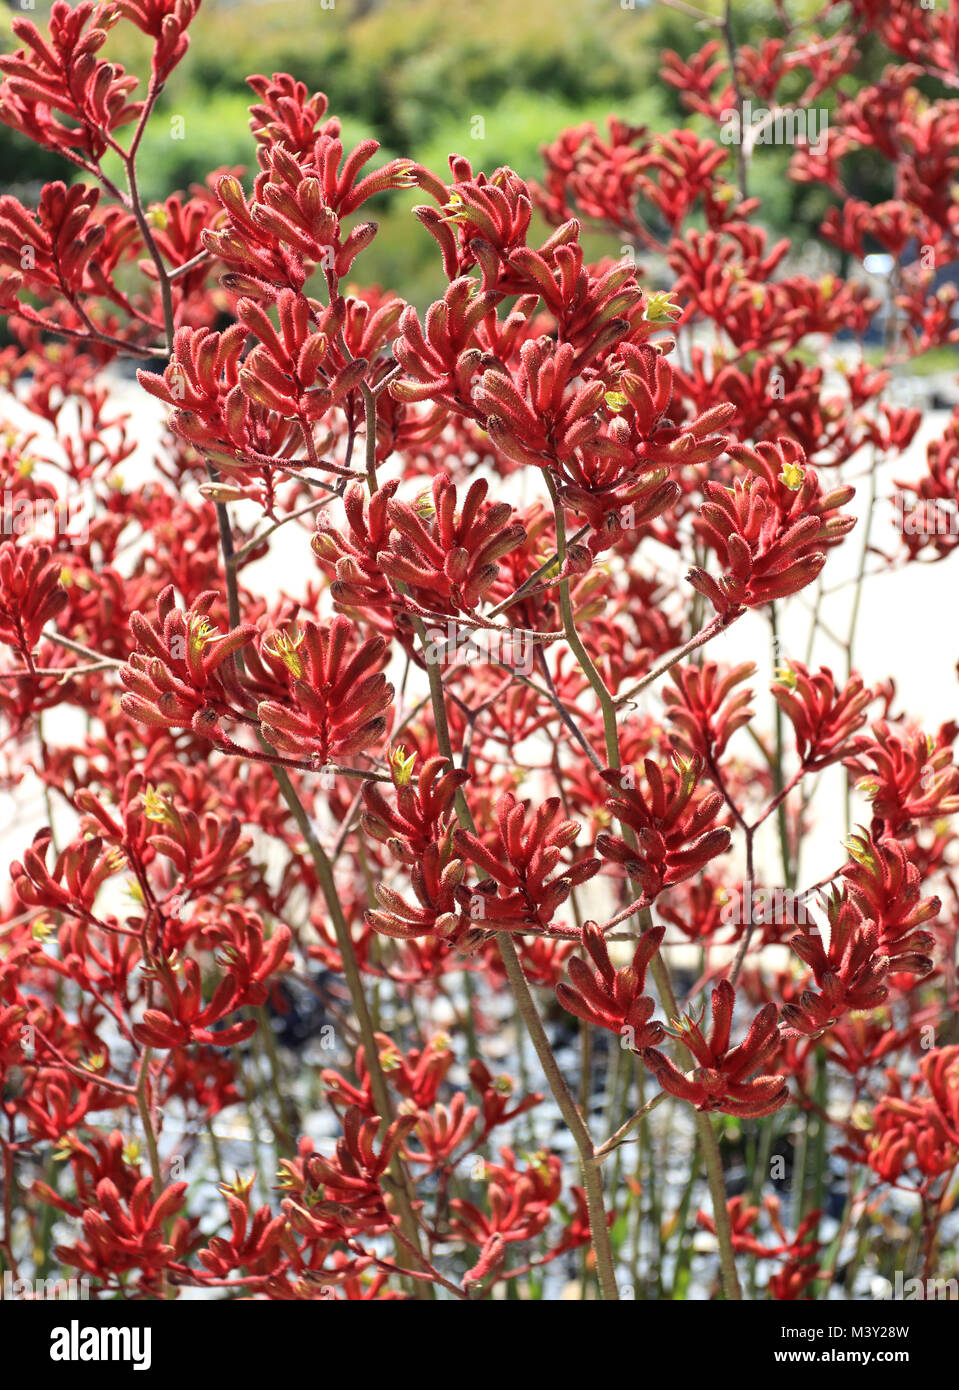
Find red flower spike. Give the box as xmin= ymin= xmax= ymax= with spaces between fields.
xmin=664 ymin=660 xmax=756 ymax=761
xmin=256 ymin=615 xmax=393 ymax=763
xmin=12 ymin=829 xmax=121 ymax=916
xmin=376 ymin=475 xmax=527 ymax=616
xmin=689 ymin=445 xmax=855 ymax=614
xmin=313 ymin=479 xmax=399 ymax=617
xmin=841 ymin=827 xmax=941 ymax=964
xmin=55 ymin=1177 xmax=191 ymax=1284
xmin=867 ymin=1047 xmax=959 ymax=1185
xmin=556 ymin=920 xmax=666 ymax=1049
xmin=779 ymin=889 xmax=916 ymax=1040
xmin=844 ymin=720 xmax=959 ymax=835
xmin=365 ymin=843 xmax=466 ymax=942
xmin=361 ymin=753 xmax=470 ymax=864
xmin=197 ymin=1183 xmax=287 ymax=1279
xmin=390 ymin=276 xmax=499 ymax=414
xmin=0 ymin=3 xmax=142 ymax=160
xmin=119 ymin=587 xmax=255 ymax=731
xmin=110 ymin=0 xmax=199 ymax=82
xmin=646 ymin=980 xmax=789 ymax=1117
xmin=595 ymin=759 xmax=731 ymax=901
xmin=771 ymin=661 xmax=873 ymax=770
xmin=452 ymin=793 xmax=600 ymax=934
xmin=0 ymin=540 xmax=69 ymax=657
xmin=468 ymin=1061 xmax=543 ymax=1140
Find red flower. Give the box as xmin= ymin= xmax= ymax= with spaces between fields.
xmin=390 ymin=276 xmax=499 ymax=413
xmin=468 ymin=1060 xmax=543 ymax=1140
xmin=282 ymin=1107 xmax=418 ymax=1242
xmin=12 ymin=829 xmax=121 ymax=917
xmin=256 ymin=616 xmax=393 ymax=763
xmin=0 ymin=3 xmax=141 ymax=160
xmin=133 ymin=916 xmax=290 ymax=1049
xmin=688 ymin=442 xmax=855 ymax=615
xmin=449 ymin=1148 xmax=563 ymax=1248
xmin=0 ymin=184 xmax=136 ymax=309
xmin=867 ymin=1048 xmax=959 ymax=1185
xmin=594 ymin=759 xmax=731 ymax=900
xmin=845 ymin=720 xmax=959 ymax=835
xmin=119 ymin=587 xmax=255 ymax=732
xmin=361 ymin=753 xmax=469 ymax=863
xmin=376 ymin=475 xmax=527 ymax=616
xmin=453 ymin=793 xmax=600 ymax=934
xmin=55 ymin=1177 xmax=191 ymax=1285
xmin=365 ymin=842 xmax=466 ymax=942
xmin=556 ymin=919 xmax=665 ymax=1049
xmin=779 ymin=891 xmax=909 ymax=1040
xmin=771 ymin=661 xmax=873 ymax=770
xmin=646 ymin=979 xmax=789 ymax=1117
xmin=202 ymin=144 xmax=421 ymax=293
xmin=0 ymin=540 xmax=68 ymax=657
xmin=197 ymin=1179 xmax=286 ymax=1279
xmin=664 ymin=660 xmax=755 ymax=760
xmin=313 ymin=479 xmax=399 ymax=616
xmin=841 ymin=827 xmax=939 ymax=970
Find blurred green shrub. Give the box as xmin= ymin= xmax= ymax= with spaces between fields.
xmin=0 ymin=0 xmax=895 ymax=303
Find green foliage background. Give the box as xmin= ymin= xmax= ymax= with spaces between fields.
xmin=0 ymin=0 xmax=891 ymax=303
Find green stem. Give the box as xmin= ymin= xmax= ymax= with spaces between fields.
xmin=498 ymin=935 xmax=620 ymax=1300
xmin=409 ymin=601 xmax=619 ymax=1298
xmin=545 ymin=471 xmax=743 ymax=1299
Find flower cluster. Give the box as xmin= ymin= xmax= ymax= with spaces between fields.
xmin=1 ymin=0 xmax=958 ymax=1308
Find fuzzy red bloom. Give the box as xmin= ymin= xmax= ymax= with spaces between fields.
xmin=366 ymin=842 xmax=466 ymax=942
xmin=137 ymin=303 xmax=365 ymax=464
xmin=405 ymin=1093 xmax=479 ymax=1171
xmin=0 ymin=184 xmax=137 ymax=309
xmin=594 ymin=759 xmax=732 ymax=900
xmin=468 ymin=1060 xmax=543 ymax=1140
xmin=664 ymin=660 xmax=755 ymax=761
xmin=453 ymin=794 xmax=599 ymax=933
xmin=698 ymin=1195 xmax=822 ymax=1294
xmin=256 ymin=616 xmax=393 ymax=762
xmin=281 ymin=1107 xmax=418 ymax=1240
xmin=11 ymin=829 xmax=120 ymax=916
xmin=313 ymin=479 xmax=399 ymax=616
xmin=841 ymin=827 xmax=940 ymax=968
xmin=449 ymin=1148 xmax=565 ymax=1248
xmin=0 ymin=3 xmax=142 ymax=159
xmin=845 ymin=720 xmax=959 ymax=835
xmin=390 ymin=276 xmax=499 ymax=413
xmin=376 ymin=475 xmax=527 ymax=616
xmin=778 ymin=887 xmax=923 ymax=1040
xmin=197 ymin=1180 xmax=286 ymax=1279
xmin=867 ymin=1048 xmax=959 ymax=1185
xmin=200 ymin=144 xmax=416 ymax=293
xmin=133 ymin=917 xmax=290 ymax=1049
xmin=646 ymin=979 xmax=788 ymax=1117
xmin=119 ymin=587 xmax=255 ymax=732
xmin=0 ymin=540 xmax=69 ymax=656
xmin=361 ymin=754 xmax=469 ymax=863
xmin=556 ymin=920 xmax=665 ymax=1049
xmin=771 ymin=661 xmax=873 ymax=769
xmin=4 ymin=0 xmax=959 ymax=1306
xmin=689 ymin=442 xmax=855 ymax=614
